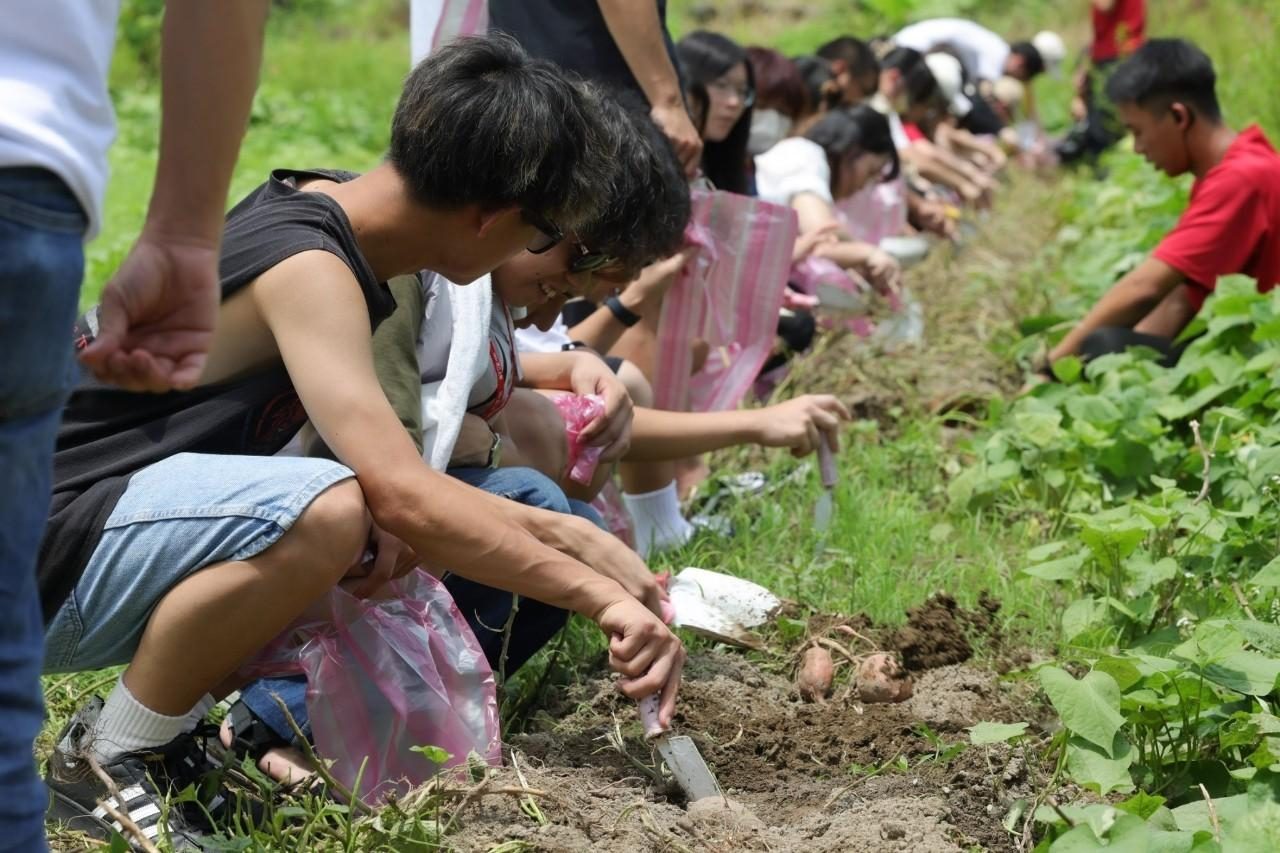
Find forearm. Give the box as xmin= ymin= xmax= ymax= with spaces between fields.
xmin=148 ymin=0 xmax=269 ymax=244
xmin=366 ymin=466 xmax=625 ymax=618
xmin=1050 ymin=278 xmax=1171 ymax=360
xmin=813 ymin=238 xmax=876 ymax=269
xmin=518 ymin=351 xmax=590 ymax=390
xmin=626 ymin=407 xmax=758 ymax=461
xmin=597 ymin=0 xmax=684 ymax=111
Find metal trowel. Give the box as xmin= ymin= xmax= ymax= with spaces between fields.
xmin=638 ymin=694 xmax=722 ymax=802
xmin=813 ymin=434 xmax=838 ymax=555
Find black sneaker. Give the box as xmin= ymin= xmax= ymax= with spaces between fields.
xmin=45 ymin=697 xmax=209 ymax=850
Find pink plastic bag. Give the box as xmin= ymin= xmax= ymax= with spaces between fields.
xmin=590 ymin=478 xmax=636 ymax=548
xmin=836 ymin=176 xmax=909 ymax=245
xmin=654 ymin=189 xmax=798 ymax=413
xmin=430 ymin=0 xmax=488 ymax=50
xmin=247 ymin=570 xmax=501 ymax=802
xmin=552 ymin=393 xmax=606 ymax=485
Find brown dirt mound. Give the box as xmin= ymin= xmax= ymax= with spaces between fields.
xmin=445 ymin=649 xmax=1040 ymax=852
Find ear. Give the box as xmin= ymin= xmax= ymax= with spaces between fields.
xmin=477 ymin=205 xmax=522 ymax=238
xmin=1169 ymin=102 xmax=1194 ymax=130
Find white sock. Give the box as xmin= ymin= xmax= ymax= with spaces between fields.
xmin=88 ymin=679 xmax=191 ymax=765
xmin=184 ymin=693 xmax=216 ymax=732
xmin=623 ymin=483 xmax=694 ymax=559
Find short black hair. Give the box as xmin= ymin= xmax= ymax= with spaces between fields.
xmin=816 ymin=36 xmax=881 ymax=84
xmin=1008 ymin=41 xmax=1045 ymax=78
xmin=389 ymin=34 xmax=609 ymax=231
xmin=804 ymin=104 xmax=900 ymax=187
xmin=879 ymin=47 xmax=938 ymax=107
xmin=677 ymin=30 xmax=755 ymax=195
xmin=577 ymin=90 xmax=692 ymax=279
xmin=792 ymin=55 xmax=840 ymax=114
xmin=1106 ymin=38 xmax=1221 ymax=121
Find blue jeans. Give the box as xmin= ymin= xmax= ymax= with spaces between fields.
xmin=0 ymin=168 xmax=88 ymax=851
xmin=240 ymin=466 xmax=603 ymax=743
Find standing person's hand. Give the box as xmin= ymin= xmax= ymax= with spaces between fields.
xmin=79 ymin=231 xmax=221 ymax=392
xmin=651 ymin=102 xmax=704 ymax=178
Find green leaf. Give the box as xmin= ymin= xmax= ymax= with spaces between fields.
xmin=410 ymin=744 xmax=452 ymax=766
xmin=1027 ymin=541 xmax=1070 ymax=562
xmin=1156 ymin=383 xmax=1231 ymax=421
xmin=1039 ymin=667 xmax=1125 ymax=755
xmin=1230 ymin=620 xmax=1280 ymax=656
xmin=1065 ymin=734 xmax=1135 ymax=795
xmin=1250 ymin=556 xmax=1280 ymax=587
xmin=1116 ymin=791 xmax=1167 ymax=820
xmin=1095 ymin=657 xmax=1144 ymax=692
xmin=1062 ymin=597 xmax=1111 ymax=642
xmin=1053 ymin=356 xmax=1083 ymax=384
xmin=1223 ymin=800 xmax=1280 ymax=853
xmin=1202 ymin=651 xmax=1280 ymax=696
xmin=1022 ymin=551 xmax=1089 ymax=582
xmin=968 ymin=721 xmax=1029 ymax=745
xmin=1172 ymin=793 xmax=1250 ymax=833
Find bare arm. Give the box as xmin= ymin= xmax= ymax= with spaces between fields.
xmin=596 ymin=0 xmax=702 ymax=175
xmin=566 ymin=252 xmax=692 ymax=354
xmin=626 ymin=395 xmax=849 ymax=461
xmin=1049 ymin=257 xmax=1187 ymax=361
xmin=253 ymin=253 xmax=683 ymax=714
xmin=80 ymin=0 xmax=271 ymax=391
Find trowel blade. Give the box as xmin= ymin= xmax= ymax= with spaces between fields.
xmin=813 ymin=488 xmax=833 ymax=533
xmin=654 ymin=734 xmax=722 ymax=802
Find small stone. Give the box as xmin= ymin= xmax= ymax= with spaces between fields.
xmin=881 ymin=822 xmax=907 ymax=840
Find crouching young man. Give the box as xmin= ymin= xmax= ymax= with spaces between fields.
xmin=1043 ymin=39 xmax=1280 ymax=374
xmin=40 ymin=36 xmax=681 ymax=848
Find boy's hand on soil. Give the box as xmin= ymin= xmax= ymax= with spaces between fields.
xmin=862 ymin=248 xmax=902 ymax=296
xmin=757 ymin=395 xmax=850 ymax=457
xmin=599 ymin=598 xmax=686 ymax=725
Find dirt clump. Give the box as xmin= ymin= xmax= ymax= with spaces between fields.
xmin=894 ymin=593 xmax=977 ymax=670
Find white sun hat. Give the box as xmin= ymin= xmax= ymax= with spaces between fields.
xmin=923 ymin=52 xmax=973 ymax=117
xmin=1032 ymin=31 xmax=1067 ymax=77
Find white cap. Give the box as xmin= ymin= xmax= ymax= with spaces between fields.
xmin=923 ymin=52 xmax=973 ymax=117
xmin=1032 ymin=31 xmax=1066 ymax=76
xmin=992 ymin=75 xmax=1025 ymax=109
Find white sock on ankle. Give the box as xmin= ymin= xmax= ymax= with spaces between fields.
xmin=623 ymin=482 xmax=694 ymax=559
xmin=184 ymin=693 xmax=216 ymax=732
xmin=89 ymin=679 xmax=190 ymax=765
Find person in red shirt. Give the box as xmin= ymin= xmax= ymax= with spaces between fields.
xmin=1045 ymin=39 xmax=1280 ymax=371
xmin=1057 ymin=0 xmax=1147 ymax=164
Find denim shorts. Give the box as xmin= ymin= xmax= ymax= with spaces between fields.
xmin=44 ymin=452 xmax=355 ymax=673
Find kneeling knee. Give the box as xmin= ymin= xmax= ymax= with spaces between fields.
xmin=285 ymin=478 xmax=370 ymax=580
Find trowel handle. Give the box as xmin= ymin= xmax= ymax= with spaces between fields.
xmin=817 ymin=433 xmax=838 ymax=489
xmin=638 ymin=693 xmax=667 ymax=739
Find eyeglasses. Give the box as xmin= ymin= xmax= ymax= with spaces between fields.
xmin=568 ymin=242 xmax=615 ymax=275
xmin=524 ymin=210 xmax=564 ymax=254
xmin=707 ymin=79 xmax=756 ymax=108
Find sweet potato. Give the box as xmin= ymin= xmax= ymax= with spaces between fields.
xmin=857 ymin=652 xmax=914 ymax=704
xmin=797 ymin=646 xmax=834 ymax=702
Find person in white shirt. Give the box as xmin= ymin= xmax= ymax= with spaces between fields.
xmin=893 ymin=18 xmax=1063 ymax=84
xmin=0 ymin=2 xmax=268 ymax=847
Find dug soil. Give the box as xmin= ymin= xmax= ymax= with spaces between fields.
xmin=446 ymin=596 xmax=1049 ymax=852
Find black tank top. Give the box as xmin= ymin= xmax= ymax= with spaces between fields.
xmin=37 ymin=169 xmax=397 ymax=621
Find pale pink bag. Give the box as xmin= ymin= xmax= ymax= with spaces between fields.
xmin=836 ymin=177 xmax=909 ymax=246
xmin=654 ymin=190 xmax=798 ymax=413
xmin=246 ymin=570 xmax=501 ymax=803
xmin=431 ymin=0 xmax=488 ymax=49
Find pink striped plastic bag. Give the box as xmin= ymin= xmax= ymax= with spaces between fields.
xmin=244 ymin=569 xmax=501 ymax=803
xmin=654 ymin=190 xmax=798 ymax=413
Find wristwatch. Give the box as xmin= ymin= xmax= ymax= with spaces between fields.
xmin=485 ymin=428 xmax=503 ymax=469
xmin=604 ymin=295 xmax=641 ymax=328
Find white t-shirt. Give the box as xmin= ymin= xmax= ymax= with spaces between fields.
xmin=0 ymin=1 xmax=121 ymax=239
xmin=753 ymin=137 xmax=832 ymax=207
xmin=894 ymin=17 xmax=1010 ymax=83
xmin=515 ymin=316 xmax=573 ymax=354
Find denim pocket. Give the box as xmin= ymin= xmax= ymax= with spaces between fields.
xmin=0 ymin=169 xmax=87 ymax=235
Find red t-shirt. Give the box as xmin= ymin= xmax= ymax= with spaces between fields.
xmin=1154 ymin=126 xmax=1280 ymax=312
xmin=1091 ymin=0 xmax=1146 ymax=63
